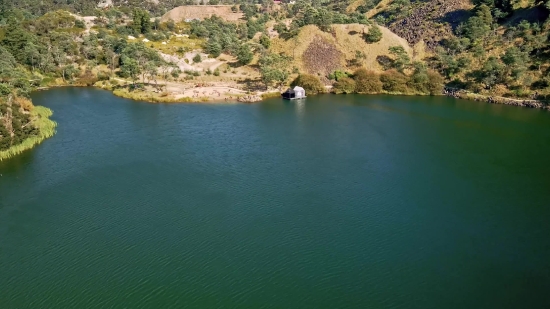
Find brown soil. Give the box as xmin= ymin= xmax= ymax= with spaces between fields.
xmin=303 ymin=37 xmax=344 ymax=77
xmin=161 ymin=5 xmax=243 ymax=23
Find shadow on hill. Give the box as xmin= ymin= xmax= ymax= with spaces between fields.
xmin=438 ymin=9 xmax=472 ymax=31
xmin=241 ymin=78 xmax=265 ymax=92
xmin=505 ymin=6 xmax=549 ymax=26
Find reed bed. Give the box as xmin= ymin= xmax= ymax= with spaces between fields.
xmin=113 ymin=89 xmax=195 ymax=103
xmin=261 ymin=92 xmax=282 ymax=99
xmin=0 ymin=106 xmax=57 ymax=161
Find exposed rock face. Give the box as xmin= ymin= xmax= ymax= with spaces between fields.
xmin=237 ymin=95 xmax=262 ymax=103
xmin=161 ymin=5 xmax=243 ymax=23
xmin=303 ymin=36 xmax=344 ymax=77
xmin=444 ymin=88 xmax=550 ymax=110
xmin=388 ymin=0 xmax=472 ymax=51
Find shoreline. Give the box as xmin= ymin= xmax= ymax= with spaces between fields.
xmin=0 ymin=106 xmax=57 ymax=161
xmin=37 ymin=81 xmax=550 ymax=110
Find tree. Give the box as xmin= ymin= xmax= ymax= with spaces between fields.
xmin=408 ymin=62 xmax=429 ymax=93
xmin=259 ymin=34 xmax=271 ymax=49
xmin=1 ymin=17 xmax=34 ymax=63
xmin=426 ymin=70 xmax=445 ymax=95
xmin=291 ymin=74 xmax=325 ymax=95
xmin=206 ymin=39 xmax=222 ymax=58
xmin=193 ymin=53 xmax=202 ymax=63
xmin=132 ymin=8 xmax=151 ymax=35
xmin=315 ymin=8 xmax=332 ymax=32
xmin=237 ymin=44 xmax=253 ymax=65
xmin=388 ymin=46 xmax=410 ymax=72
xmin=363 ymin=25 xmax=382 ymax=43
xmin=333 ymin=77 xmax=356 ymax=94
xmin=120 ymin=56 xmax=140 ymax=85
xmin=353 ymin=68 xmax=382 ymax=93
xmin=259 ymin=52 xmax=291 ymax=88
xmin=380 ymin=70 xmax=409 ymax=93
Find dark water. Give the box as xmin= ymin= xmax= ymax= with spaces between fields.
xmin=1 ymin=88 xmax=550 ymax=309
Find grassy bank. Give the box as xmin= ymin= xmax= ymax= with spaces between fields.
xmin=112 ymin=88 xmax=197 ymax=103
xmin=0 ymin=106 xmax=57 ymax=161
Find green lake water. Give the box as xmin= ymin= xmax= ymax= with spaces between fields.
xmin=1 ymin=88 xmax=549 ymax=308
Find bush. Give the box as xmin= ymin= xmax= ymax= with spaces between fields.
xmin=75 ymin=19 xmax=86 ymax=29
xmin=333 ymin=77 xmax=356 ymax=94
xmin=193 ymin=53 xmax=202 ymax=63
xmin=426 ymin=70 xmax=445 ymax=95
xmin=363 ymin=25 xmax=382 ymax=43
xmin=353 ymin=68 xmax=382 ymax=93
xmin=380 ymin=69 xmax=409 ymax=93
xmin=328 ymin=70 xmax=349 ymax=81
xmin=291 ymin=74 xmax=325 ymax=95
xmin=213 ymin=68 xmax=220 ymax=76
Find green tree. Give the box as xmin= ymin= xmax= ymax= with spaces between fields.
xmin=388 ymin=46 xmax=410 ymax=73
xmin=353 ymin=68 xmax=382 ymax=93
xmin=120 ymin=56 xmax=140 ymax=85
xmin=364 ymin=25 xmax=382 ymax=43
xmin=259 ymin=34 xmax=271 ymax=49
xmin=259 ymin=52 xmax=291 ymax=88
xmin=206 ymin=39 xmax=222 ymax=58
xmin=237 ymin=44 xmax=253 ymax=65
xmin=380 ymin=69 xmax=409 ymax=93
xmin=132 ymin=8 xmax=151 ymax=35
xmin=193 ymin=53 xmax=202 ymax=63
xmin=333 ymin=77 xmax=356 ymax=94
xmin=291 ymin=74 xmax=325 ymax=95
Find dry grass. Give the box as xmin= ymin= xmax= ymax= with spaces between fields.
xmin=113 ymin=88 xmax=194 ymax=103
xmin=0 ymin=106 xmax=57 ymax=161
xmin=141 ymin=36 xmax=205 ymax=55
xmin=367 ymin=0 xmax=394 ymax=18
xmin=270 ymin=24 xmax=412 ymax=74
xmin=161 ymin=5 xmax=243 ymax=23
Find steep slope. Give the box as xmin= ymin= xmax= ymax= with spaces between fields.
xmin=161 ymin=5 xmax=243 ymax=23
xmin=385 ymin=0 xmax=473 ymax=51
xmin=270 ymin=24 xmax=412 ymax=76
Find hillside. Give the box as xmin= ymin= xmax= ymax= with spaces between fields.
xmin=385 ymin=0 xmax=472 ymax=51
xmin=270 ymin=24 xmax=412 ymax=76
xmin=161 ymin=5 xmax=243 ymax=23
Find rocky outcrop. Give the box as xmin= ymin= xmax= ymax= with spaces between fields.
xmin=237 ymin=94 xmax=263 ymax=103
xmin=388 ymin=0 xmax=472 ymax=51
xmin=444 ymin=87 xmax=550 ymax=110
xmin=303 ymin=36 xmax=344 ymax=77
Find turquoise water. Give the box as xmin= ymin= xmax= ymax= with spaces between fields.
xmin=1 ymin=88 xmax=549 ymax=308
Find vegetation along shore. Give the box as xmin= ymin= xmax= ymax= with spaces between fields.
xmin=1 ymin=0 xmax=550 ymax=157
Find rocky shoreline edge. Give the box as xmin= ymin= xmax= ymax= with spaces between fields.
xmin=444 ymin=88 xmax=549 ymax=110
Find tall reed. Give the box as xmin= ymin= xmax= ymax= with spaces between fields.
xmin=0 ymin=106 xmax=57 ymax=161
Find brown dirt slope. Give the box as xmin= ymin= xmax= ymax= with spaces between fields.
xmin=161 ymin=5 xmax=243 ymax=23
xmin=270 ymin=24 xmax=412 ymax=74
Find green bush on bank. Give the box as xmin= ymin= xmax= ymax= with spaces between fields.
xmin=291 ymin=74 xmax=325 ymax=95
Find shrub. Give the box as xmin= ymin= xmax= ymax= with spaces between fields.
xmin=193 ymin=53 xmax=202 ymax=63
xmin=363 ymin=25 xmax=382 ymax=43
xmin=213 ymin=68 xmax=220 ymax=76
xmin=380 ymin=69 xmax=409 ymax=93
xmin=333 ymin=77 xmax=356 ymax=94
xmin=75 ymin=19 xmax=86 ymax=29
xmin=328 ymin=70 xmax=349 ymax=81
xmin=426 ymin=70 xmax=445 ymax=95
xmin=353 ymin=68 xmax=382 ymax=93
xmin=291 ymin=74 xmax=325 ymax=95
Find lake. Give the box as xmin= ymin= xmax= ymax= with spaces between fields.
xmin=1 ymin=88 xmax=550 ymax=308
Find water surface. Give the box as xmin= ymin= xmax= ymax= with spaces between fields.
xmin=1 ymin=88 xmax=550 ymax=308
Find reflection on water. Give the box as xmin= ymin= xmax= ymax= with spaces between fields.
xmin=295 ymin=99 xmax=305 ymax=117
